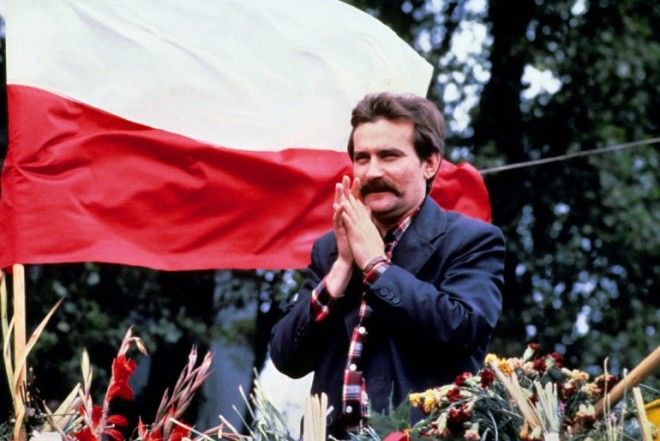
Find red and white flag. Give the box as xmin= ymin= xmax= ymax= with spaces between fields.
xmin=0 ymin=1 xmax=491 ymax=270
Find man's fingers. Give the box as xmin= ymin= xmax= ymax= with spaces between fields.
xmin=340 ymin=210 xmax=355 ymax=229
xmin=351 ymin=177 xmax=361 ymax=200
xmin=333 ymin=204 xmax=341 ymax=221
xmin=346 ymin=191 xmax=366 ymax=215
xmin=335 ymin=183 xmax=343 ymax=205
xmin=341 ymin=176 xmax=351 ymax=199
xmin=342 ymin=176 xmax=351 ymax=198
xmin=339 ymin=199 xmax=356 ymax=220
xmin=341 ymin=192 xmax=374 ymax=228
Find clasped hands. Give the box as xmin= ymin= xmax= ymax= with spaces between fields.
xmin=333 ymin=175 xmax=386 ymax=272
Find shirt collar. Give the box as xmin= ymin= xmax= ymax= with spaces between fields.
xmin=383 ymin=206 xmax=420 ymax=244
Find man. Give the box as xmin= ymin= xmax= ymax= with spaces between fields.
xmin=269 ymin=92 xmax=505 ymax=437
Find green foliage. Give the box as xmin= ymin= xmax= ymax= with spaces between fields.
xmin=0 ymin=420 xmax=12 ymax=441
xmin=368 ymin=394 xmax=412 ymax=435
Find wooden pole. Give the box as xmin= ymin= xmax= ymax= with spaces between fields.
xmin=594 ymin=345 xmax=660 ymax=417
xmin=12 ymin=264 xmax=27 ymax=441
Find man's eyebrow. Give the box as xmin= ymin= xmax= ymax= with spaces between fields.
xmin=352 ymin=146 xmax=405 ymax=158
xmin=378 ymin=147 xmax=405 ymax=155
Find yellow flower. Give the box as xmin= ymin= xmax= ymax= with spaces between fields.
xmin=409 ymin=392 xmax=424 ymax=408
xmin=484 ymin=353 xmax=513 ymax=376
xmin=497 ymin=359 xmax=514 ymax=376
xmin=422 ymin=389 xmax=439 ymax=413
xmin=485 ymin=353 xmax=499 ymax=366
xmin=409 ymin=388 xmax=443 ymax=413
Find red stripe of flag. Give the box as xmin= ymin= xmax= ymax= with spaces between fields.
xmin=0 ymin=85 xmax=490 ymax=270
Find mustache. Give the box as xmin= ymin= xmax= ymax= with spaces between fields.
xmin=360 ymin=179 xmax=401 ymax=198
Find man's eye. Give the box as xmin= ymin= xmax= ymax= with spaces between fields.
xmin=381 ymin=152 xmax=400 ymax=160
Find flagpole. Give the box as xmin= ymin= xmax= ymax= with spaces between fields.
xmin=594 ymin=345 xmax=660 ymax=417
xmin=12 ymin=264 xmax=27 ymax=441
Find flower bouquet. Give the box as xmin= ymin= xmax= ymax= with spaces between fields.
xmin=377 ymin=344 xmax=658 ymax=441
xmin=29 ymin=328 xmax=216 ymax=441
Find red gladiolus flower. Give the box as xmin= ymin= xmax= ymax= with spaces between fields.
xmin=170 ymin=424 xmax=191 ymax=441
xmin=383 ymin=431 xmax=410 ymax=441
xmin=480 ymin=369 xmax=495 ymax=388
xmin=138 ymin=420 xmax=163 ymax=441
xmin=91 ymin=404 xmax=103 ymax=425
xmin=108 ymin=355 xmax=137 ymax=401
xmin=105 ymin=428 xmax=124 ymax=441
xmin=78 ymin=400 xmax=129 ymax=441
xmin=74 ymin=428 xmax=98 ymax=441
xmin=104 ymin=414 xmax=129 ymax=441
xmin=137 ymin=418 xmax=163 ymax=441
xmin=107 ymin=414 xmax=129 ymax=429
xmin=454 ymin=372 xmax=471 ymax=386
xmin=527 ymin=343 xmax=541 ymax=351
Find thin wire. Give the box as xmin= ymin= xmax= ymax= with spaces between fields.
xmin=479 ymin=137 xmax=660 ymax=175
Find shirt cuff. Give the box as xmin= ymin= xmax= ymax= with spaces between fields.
xmin=363 ymin=260 xmax=391 ymax=286
xmin=310 ymin=279 xmax=336 ymax=322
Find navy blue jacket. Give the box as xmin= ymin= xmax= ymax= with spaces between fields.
xmin=269 ymin=197 xmax=505 ymax=435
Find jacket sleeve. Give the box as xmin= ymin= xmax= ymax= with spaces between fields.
xmin=366 ymin=221 xmax=505 ymax=351
xmin=268 ymin=238 xmax=335 ymax=378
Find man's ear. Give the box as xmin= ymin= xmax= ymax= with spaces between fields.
xmin=423 ymin=152 xmax=441 ymax=180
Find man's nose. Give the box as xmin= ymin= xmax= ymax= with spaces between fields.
xmin=364 ymin=158 xmax=384 ymax=179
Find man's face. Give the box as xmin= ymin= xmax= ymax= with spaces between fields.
xmin=352 ymin=118 xmax=439 ymax=226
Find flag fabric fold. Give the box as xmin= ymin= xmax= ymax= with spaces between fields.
xmin=1 ymin=1 xmax=490 ymax=270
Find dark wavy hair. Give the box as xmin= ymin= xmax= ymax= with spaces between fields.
xmin=347 ymin=92 xmax=445 ymax=192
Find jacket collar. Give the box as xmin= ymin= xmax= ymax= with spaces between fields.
xmin=390 ymin=196 xmax=447 ymax=274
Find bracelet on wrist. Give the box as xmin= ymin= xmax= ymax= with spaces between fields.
xmin=362 ymin=255 xmax=390 ymax=274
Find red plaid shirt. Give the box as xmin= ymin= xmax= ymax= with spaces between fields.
xmin=309 ymin=210 xmax=418 ymax=430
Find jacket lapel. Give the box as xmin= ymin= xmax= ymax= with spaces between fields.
xmin=391 ymin=197 xmax=447 ymax=274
